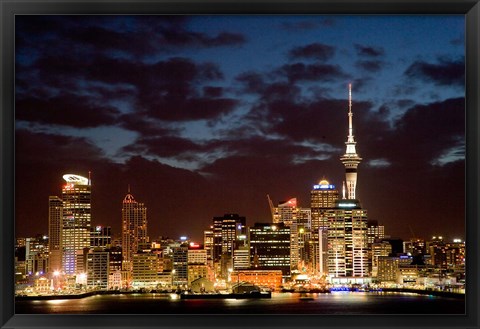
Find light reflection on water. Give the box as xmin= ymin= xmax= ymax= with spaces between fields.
xmin=16 ymin=292 xmax=465 ymax=315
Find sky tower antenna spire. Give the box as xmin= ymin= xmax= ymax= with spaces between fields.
xmin=348 ymin=83 xmax=354 ymax=143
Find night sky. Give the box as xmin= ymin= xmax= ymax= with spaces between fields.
xmin=15 ymin=15 xmax=465 ymax=242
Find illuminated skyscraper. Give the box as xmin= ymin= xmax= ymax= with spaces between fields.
xmin=249 ymin=223 xmax=291 ymax=278
xmin=212 ymin=214 xmax=246 ymax=278
xmin=327 ymin=200 xmax=368 ymax=279
xmin=270 ymin=198 xmax=310 ymax=272
xmin=48 ymin=196 xmax=63 ymax=273
xmin=310 ymin=180 xmax=339 ymax=275
xmin=61 ymin=174 xmax=91 ymax=275
xmin=121 ymin=190 xmax=148 ymax=276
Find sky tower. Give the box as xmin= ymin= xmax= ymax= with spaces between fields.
xmin=340 ymin=83 xmax=362 ymax=200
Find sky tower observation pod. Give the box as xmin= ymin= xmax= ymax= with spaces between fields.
xmin=62 ymin=174 xmax=89 ymax=185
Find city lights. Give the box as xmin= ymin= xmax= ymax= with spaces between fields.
xmin=14 ymin=86 xmax=465 ymax=312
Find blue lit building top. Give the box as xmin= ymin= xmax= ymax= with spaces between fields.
xmin=313 ymin=179 xmax=335 ymax=190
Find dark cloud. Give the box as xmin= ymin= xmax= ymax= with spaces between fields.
xmin=354 ymin=44 xmax=385 ymax=57
xmin=235 ymin=72 xmax=266 ymax=94
xmin=280 ymin=18 xmax=335 ymax=31
xmin=289 ymin=43 xmax=335 ymax=61
xmin=404 ymin=57 xmax=465 ymax=86
xmin=16 ymin=16 xmax=246 ymax=61
xmin=117 ymin=113 xmax=178 ymax=136
xmin=16 ymin=94 xmax=120 ymax=128
xmin=203 ymin=86 xmax=224 ymax=98
xmin=355 ymin=60 xmax=385 ymax=72
xmin=67 ymin=26 xmax=158 ymax=57
xmin=363 ymin=97 xmax=465 ymax=166
xmin=279 ymin=63 xmax=349 ymax=83
xmin=450 ymin=37 xmax=464 ymax=46
xmin=121 ymin=136 xmax=206 ymax=158
xmin=16 ymin=129 xmax=106 ymax=164
xmin=18 ymin=54 xmax=237 ymax=125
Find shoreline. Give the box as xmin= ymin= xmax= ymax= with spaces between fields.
xmin=15 ymin=288 xmax=465 ymax=301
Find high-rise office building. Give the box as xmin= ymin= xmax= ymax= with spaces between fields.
xmin=249 ymin=223 xmax=291 ymax=278
xmin=271 ymin=198 xmax=311 ymax=273
xmin=327 ymin=200 xmax=368 ymax=278
xmin=172 ymin=245 xmax=188 ymax=287
xmin=48 ymin=196 xmax=63 ymax=273
xmin=203 ymin=227 xmax=214 ymax=267
xmin=310 ymin=180 xmax=339 ymax=275
xmin=212 ymin=214 xmax=246 ymax=278
xmin=121 ymin=190 xmax=148 ymax=276
xmin=86 ymin=248 xmax=109 ymax=290
xmin=367 ymin=220 xmax=385 ymax=245
xmin=61 ymin=174 xmax=92 ymax=275
xmin=371 ymin=241 xmax=393 ymax=277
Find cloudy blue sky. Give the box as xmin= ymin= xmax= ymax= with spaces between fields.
xmin=15 ymin=15 xmax=465 ymax=242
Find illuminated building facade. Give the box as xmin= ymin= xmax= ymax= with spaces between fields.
xmin=310 ymin=180 xmax=339 ymax=275
xmin=61 ymin=174 xmax=92 ymax=275
xmin=86 ymin=248 xmax=109 ymax=290
xmin=48 ymin=196 xmax=63 ymax=273
xmin=121 ymin=190 xmax=148 ymax=276
xmin=172 ymin=245 xmax=188 ymax=287
xmin=367 ymin=220 xmax=385 ymax=245
xmin=371 ymin=241 xmax=392 ymax=277
xmin=90 ymin=226 xmax=112 ymax=248
xmin=212 ymin=214 xmax=246 ymax=278
xmin=327 ymin=200 xmax=368 ymax=278
xmin=203 ymin=227 xmax=214 ymax=267
xmin=25 ymin=236 xmax=49 ymax=276
xmin=231 ymin=270 xmax=283 ymax=290
xmin=377 ymin=256 xmax=399 ymax=282
xmin=249 ymin=223 xmax=291 ymax=278
xmin=132 ymin=252 xmax=161 ymax=289
xmin=270 ymin=198 xmax=308 ymax=272
xmin=233 ymin=247 xmax=250 ymax=270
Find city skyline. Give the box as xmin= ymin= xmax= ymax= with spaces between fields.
xmin=15 ymin=15 xmax=465 ymax=242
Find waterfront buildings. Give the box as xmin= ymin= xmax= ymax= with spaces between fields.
xmin=86 ymin=248 xmax=109 ymax=290
xmin=230 ymin=269 xmax=283 ymax=290
xmin=132 ymin=252 xmax=161 ymax=289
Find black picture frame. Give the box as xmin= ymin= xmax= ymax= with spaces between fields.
xmin=1 ymin=1 xmax=479 ymax=328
